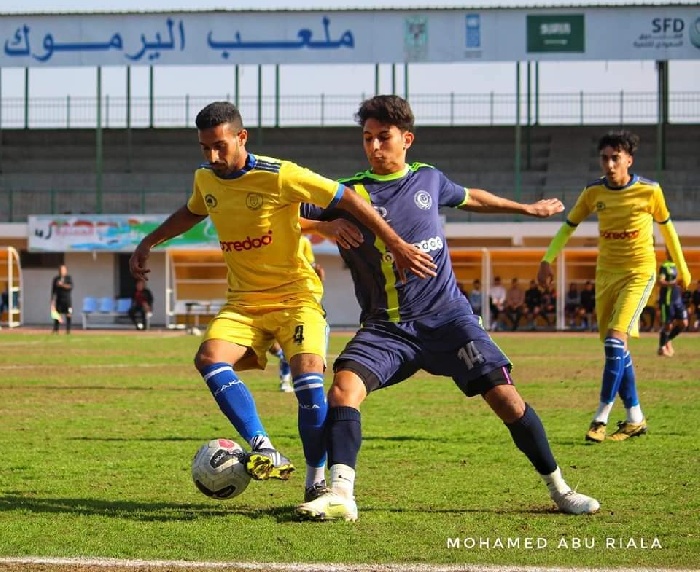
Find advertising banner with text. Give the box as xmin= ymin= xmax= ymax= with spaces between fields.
xmin=27 ymin=214 xmax=341 ymax=255
xmin=2 ymin=7 xmax=699 ymax=67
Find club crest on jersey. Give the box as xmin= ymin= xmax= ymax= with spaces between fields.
xmin=414 ymin=190 xmax=432 ymax=210
xmin=246 ymin=193 xmax=263 ymax=210
xmin=205 ymin=194 xmax=218 ymax=209
xmin=374 ymin=206 xmax=389 ymax=220
xmin=596 ymin=201 xmax=606 ymax=211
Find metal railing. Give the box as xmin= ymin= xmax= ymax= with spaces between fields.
xmin=1 ymin=90 xmax=699 ymax=128
xmin=3 ymin=186 xmax=699 ymax=224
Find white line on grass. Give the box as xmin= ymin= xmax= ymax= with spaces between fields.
xmin=0 ymin=558 xmax=696 ymax=572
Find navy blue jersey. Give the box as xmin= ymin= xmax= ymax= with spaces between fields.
xmin=302 ymin=163 xmax=469 ymax=323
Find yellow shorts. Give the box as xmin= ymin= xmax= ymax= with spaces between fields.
xmin=595 ymin=270 xmax=656 ymax=341
xmin=203 ymin=301 xmax=329 ymax=371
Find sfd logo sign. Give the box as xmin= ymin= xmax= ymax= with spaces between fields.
xmin=651 ymin=18 xmax=684 ymax=33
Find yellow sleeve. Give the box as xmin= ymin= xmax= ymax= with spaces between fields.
xmin=186 ymin=171 xmax=208 ymax=216
xmin=280 ymin=161 xmax=343 ymax=208
xmin=542 ymin=223 xmax=576 ymax=263
xmin=651 ymin=183 xmax=671 ymax=223
xmin=565 ymin=187 xmax=594 ymax=226
xmin=659 ymin=220 xmax=692 ymax=289
xmin=541 ymin=187 xmax=591 ymax=263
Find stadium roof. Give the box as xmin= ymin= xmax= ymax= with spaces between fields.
xmin=3 ymin=0 xmax=699 ymax=15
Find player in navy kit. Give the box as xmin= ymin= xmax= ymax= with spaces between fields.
xmin=657 ymin=249 xmax=689 ymax=357
xmin=294 ymin=95 xmax=600 ymax=521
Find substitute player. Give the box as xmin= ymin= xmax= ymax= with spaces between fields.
xmin=129 ymin=101 xmax=435 ymax=503
xmin=295 ymin=95 xmax=599 ymax=521
xmin=538 ymin=130 xmax=691 ymax=443
xmin=657 ymin=249 xmax=689 ymax=357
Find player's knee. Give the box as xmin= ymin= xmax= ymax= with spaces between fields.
xmin=328 ymin=372 xmax=366 ymax=408
xmin=194 ymin=343 xmax=220 ymax=371
xmin=483 ymin=384 xmax=526 ymax=423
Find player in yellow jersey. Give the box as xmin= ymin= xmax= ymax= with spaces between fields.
xmin=269 ymin=234 xmax=325 ymax=393
xmin=538 ymin=130 xmax=691 ymax=443
xmin=129 ymin=101 xmax=435 ymax=504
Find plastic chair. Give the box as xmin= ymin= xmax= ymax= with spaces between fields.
xmin=98 ymin=297 xmax=115 ymax=313
xmin=116 ymin=298 xmax=132 ymax=314
xmin=81 ymin=297 xmax=98 ymax=314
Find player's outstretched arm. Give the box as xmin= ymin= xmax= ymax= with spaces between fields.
xmin=300 ymin=218 xmax=364 ymax=250
xmin=336 ymin=187 xmax=437 ymax=281
xmin=130 ymin=205 xmax=207 ymax=281
xmin=460 ymin=189 xmax=564 ymax=218
xmin=659 ymin=220 xmax=692 ymax=290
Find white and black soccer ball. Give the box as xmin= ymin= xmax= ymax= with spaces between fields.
xmin=191 ymin=438 xmax=251 ymax=500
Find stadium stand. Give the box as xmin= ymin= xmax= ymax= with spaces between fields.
xmin=1 ymin=124 xmax=698 ymax=223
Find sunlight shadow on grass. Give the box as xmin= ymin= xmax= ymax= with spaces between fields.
xmin=0 ymin=494 xmax=278 ymax=522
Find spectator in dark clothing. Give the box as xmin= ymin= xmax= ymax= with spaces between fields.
xmin=129 ymin=279 xmax=154 ymax=330
xmin=51 ymin=264 xmax=73 ymax=334
xmin=579 ymin=280 xmax=596 ymax=331
xmin=524 ymin=280 xmax=543 ymax=330
xmin=565 ymin=282 xmax=582 ymax=329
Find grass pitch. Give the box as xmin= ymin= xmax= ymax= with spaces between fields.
xmin=0 ymin=330 xmax=698 ymax=571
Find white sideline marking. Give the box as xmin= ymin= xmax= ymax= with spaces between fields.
xmin=0 ymin=558 xmax=694 ymax=572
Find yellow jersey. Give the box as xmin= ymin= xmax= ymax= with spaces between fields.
xmin=299 ymin=235 xmax=315 ymax=266
xmin=566 ymin=175 xmax=670 ymax=274
xmin=187 ymin=153 xmax=342 ymax=308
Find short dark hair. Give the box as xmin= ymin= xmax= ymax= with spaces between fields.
xmin=597 ymin=130 xmax=640 ymax=156
xmin=195 ymin=101 xmax=243 ymax=130
xmin=354 ymin=95 xmax=415 ymax=132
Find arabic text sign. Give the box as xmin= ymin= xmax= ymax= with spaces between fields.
xmin=2 ymin=13 xmax=358 ymax=67
xmin=2 ymin=8 xmax=700 ymax=67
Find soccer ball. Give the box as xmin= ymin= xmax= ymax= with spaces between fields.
xmin=191 ymin=438 xmax=251 ymax=500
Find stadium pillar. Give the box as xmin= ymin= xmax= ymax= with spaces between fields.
xmin=534 ymin=62 xmax=540 ymax=126
xmin=404 ymin=63 xmax=409 ymax=100
xmin=24 ymin=68 xmax=29 ymax=129
xmin=514 ymin=62 xmax=522 ymax=218
xmin=656 ymin=60 xmax=668 ymax=177
xmin=526 ymin=60 xmax=531 ymax=170
xmin=391 ymin=64 xmax=397 ymax=95
xmin=374 ymin=64 xmax=380 ymax=95
xmin=274 ymin=64 xmax=280 ymax=128
xmin=96 ymin=66 xmax=103 ymax=215
xmin=148 ymin=66 xmax=154 ymax=129
xmin=126 ymin=66 xmax=132 ymax=173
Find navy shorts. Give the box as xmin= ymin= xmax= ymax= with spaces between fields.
xmin=333 ymin=306 xmax=513 ymax=398
xmin=659 ymin=301 xmax=688 ymax=323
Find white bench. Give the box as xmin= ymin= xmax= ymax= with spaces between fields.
xmin=81 ymin=296 xmax=150 ymax=330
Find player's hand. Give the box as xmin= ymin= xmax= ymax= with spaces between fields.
xmin=313 ymin=264 xmax=326 ymax=282
xmin=388 ymin=240 xmax=437 ymax=282
xmin=537 ymin=261 xmax=554 ymax=288
xmin=525 ymin=198 xmax=565 ymax=218
xmin=321 ymin=220 xmax=364 ymax=249
xmin=129 ymin=244 xmax=152 ymax=281
xmin=680 ymin=269 xmax=692 ymax=291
